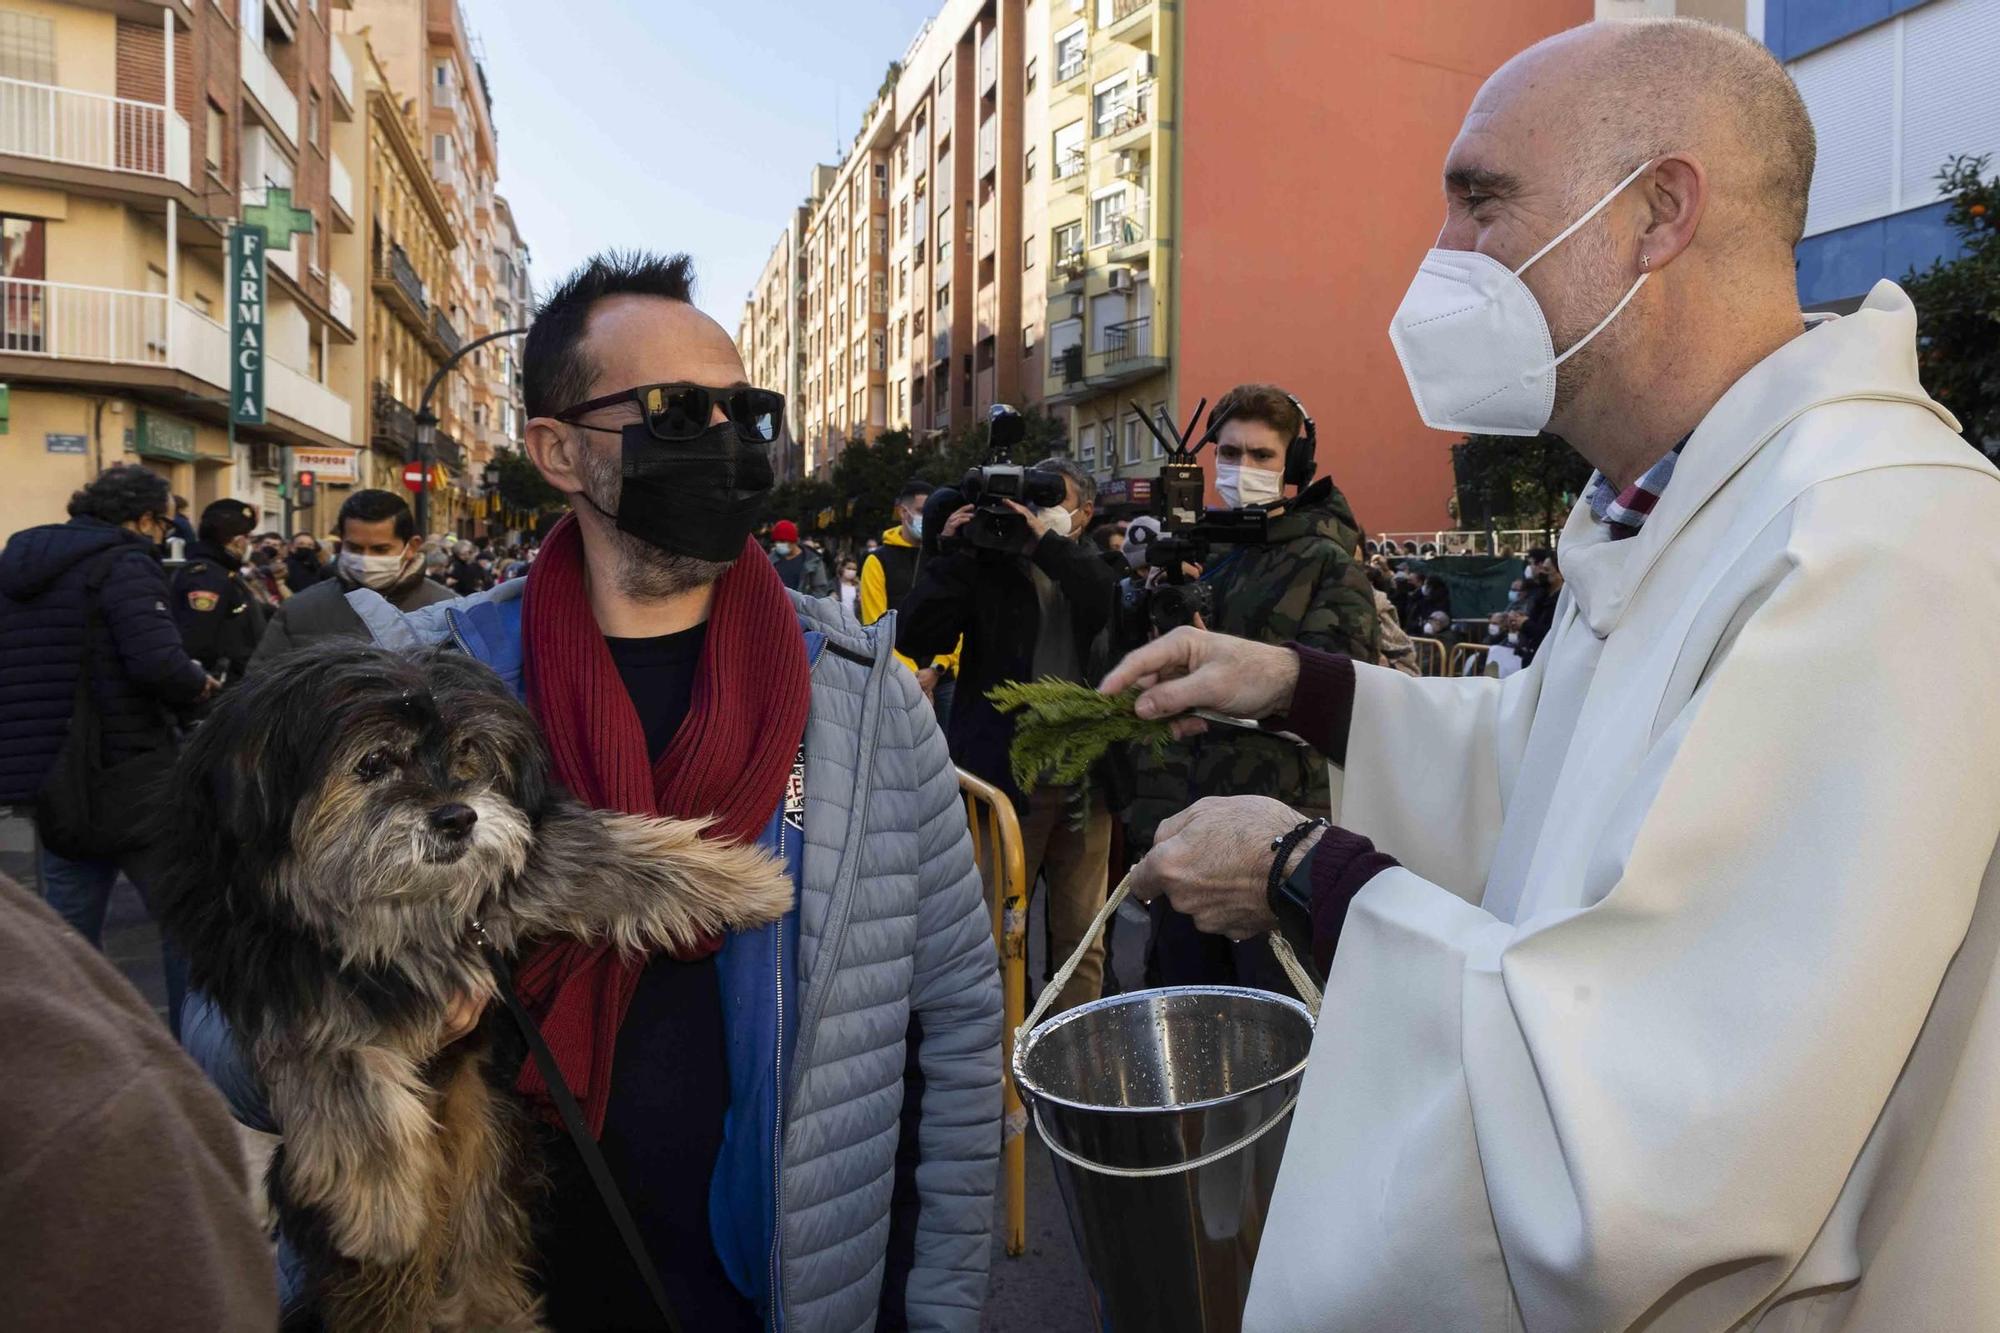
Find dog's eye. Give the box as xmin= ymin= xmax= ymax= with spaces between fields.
xmin=355 ymin=749 xmax=395 ymax=781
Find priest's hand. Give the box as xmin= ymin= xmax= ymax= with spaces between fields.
xmin=1099 ymin=627 xmax=1299 ymax=739
xmin=1129 ymin=796 xmax=1321 ymax=941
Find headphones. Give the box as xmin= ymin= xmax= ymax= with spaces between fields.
xmin=1280 ymin=392 xmax=1318 ymax=489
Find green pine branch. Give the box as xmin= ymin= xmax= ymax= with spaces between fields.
xmin=989 ymin=679 xmax=1177 ymax=794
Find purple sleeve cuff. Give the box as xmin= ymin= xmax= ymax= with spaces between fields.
xmin=1307 ymin=827 xmax=1399 ymax=975
xmin=1270 ymin=646 xmax=1354 ymax=764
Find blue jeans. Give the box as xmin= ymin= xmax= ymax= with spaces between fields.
xmin=38 ymin=845 xmax=187 ymax=1038
xmin=932 ymin=676 xmax=956 ymax=732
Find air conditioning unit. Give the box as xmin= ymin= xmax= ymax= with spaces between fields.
xmin=249 ymin=442 xmax=278 ymax=473
xmin=1135 ymin=53 xmax=1158 ymax=81
xmin=1108 ymin=268 xmax=1134 ymax=293
xmin=1114 ymin=150 xmax=1139 ymax=178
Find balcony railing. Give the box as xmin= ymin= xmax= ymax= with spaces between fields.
xmin=0 ymin=77 xmax=191 ymax=187
xmin=1104 ymin=315 xmax=1152 ymax=367
xmin=328 ymin=271 xmax=354 ymax=329
xmin=373 ymin=381 xmax=417 ymax=454
xmin=240 ymin=33 xmax=300 ymax=148
xmin=329 ymin=39 xmax=355 ymax=112
xmin=328 ymin=151 xmax=354 ymax=219
xmin=1056 ymin=49 xmax=1086 ymax=83
xmin=1093 ymin=214 xmax=1146 ymax=249
xmin=378 ymin=239 xmax=428 ymax=312
xmin=1054 ymin=149 xmax=1086 ymax=181
xmin=1110 ymin=0 xmax=1152 ymax=23
xmin=1053 ymin=249 xmax=1087 ymax=282
xmin=433 ymin=308 xmax=463 ymax=355
xmin=1058 ymin=343 xmax=1084 ymax=385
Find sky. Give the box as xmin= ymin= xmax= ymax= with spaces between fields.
xmin=473 ymin=0 xmax=944 ymax=332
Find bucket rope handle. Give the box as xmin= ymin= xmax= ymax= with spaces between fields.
xmin=1014 ymin=873 xmax=1323 ymax=1061
xmin=1031 ymin=1092 xmax=1301 ymax=1179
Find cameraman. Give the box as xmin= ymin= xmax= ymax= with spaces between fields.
xmin=898 ymin=455 xmax=1119 ymax=1016
xmin=1127 ymin=383 xmax=1380 ymax=997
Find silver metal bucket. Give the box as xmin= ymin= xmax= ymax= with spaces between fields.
xmin=1014 ymin=985 xmax=1314 ymax=1333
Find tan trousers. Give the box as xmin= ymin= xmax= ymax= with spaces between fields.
xmin=1014 ymin=787 xmax=1113 ymax=1015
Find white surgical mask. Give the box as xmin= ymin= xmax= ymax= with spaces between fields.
xmin=909 ymin=513 xmax=924 ymax=539
xmin=338 ymin=550 xmax=412 ymax=591
xmin=1215 ymin=463 xmax=1284 ymax=510
xmin=1388 ymin=158 xmax=1654 ymax=437
xmin=1040 ymin=505 xmax=1075 ymax=539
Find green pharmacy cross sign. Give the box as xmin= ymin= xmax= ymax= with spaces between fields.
xmin=229 ymin=188 xmax=315 ymax=426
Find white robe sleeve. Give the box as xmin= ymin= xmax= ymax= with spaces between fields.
xmin=1333 ymin=657 xmax=1544 ymax=902
xmin=1249 ymin=469 xmax=2000 ymax=1332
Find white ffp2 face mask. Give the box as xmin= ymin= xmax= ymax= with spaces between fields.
xmin=1040 ymin=505 xmax=1075 ymax=539
xmin=1215 ymin=463 xmax=1284 ymax=510
xmin=1388 ymin=159 xmax=1654 ymax=437
xmin=338 ymin=550 xmax=413 ymax=591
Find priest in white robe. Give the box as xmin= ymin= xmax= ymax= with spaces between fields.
xmin=1106 ymin=17 xmax=2000 ymax=1332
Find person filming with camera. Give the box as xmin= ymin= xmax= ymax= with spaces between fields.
xmin=899 ymin=407 xmax=1120 ymax=1015
xmin=1127 ymin=383 xmax=1379 ymax=999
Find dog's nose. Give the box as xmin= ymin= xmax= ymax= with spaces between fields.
xmin=428 ymin=803 xmax=478 ymax=839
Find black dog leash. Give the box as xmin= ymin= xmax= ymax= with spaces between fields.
xmin=474 ymin=923 xmax=684 ymax=1333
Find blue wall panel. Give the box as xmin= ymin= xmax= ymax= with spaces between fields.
xmin=1794 ymin=201 xmax=1960 ymax=306
xmin=1767 ymin=0 xmax=1939 ymax=61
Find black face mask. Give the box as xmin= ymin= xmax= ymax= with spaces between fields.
xmin=575 ymin=421 xmax=773 ymax=562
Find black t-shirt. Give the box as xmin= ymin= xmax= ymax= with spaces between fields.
xmin=535 ymin=622 xmax=758 ymax=1332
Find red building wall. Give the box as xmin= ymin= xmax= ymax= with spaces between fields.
xmin=1174 ymin=0 xmax=1593 ymax=535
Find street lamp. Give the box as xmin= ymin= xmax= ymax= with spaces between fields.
xmin=413 ymin=324 xmax=527 ymax=535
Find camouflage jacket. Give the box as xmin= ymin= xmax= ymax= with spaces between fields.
xmin=1127 ymin=477 xmax=1380 ymax=847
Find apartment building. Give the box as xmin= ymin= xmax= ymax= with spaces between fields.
xmin=739 ymin=195 xmax=813 ymax=481
xmin=0 ymin=0 xmax=360 ymax=538
xmin=798 ymin=108 xmax=891 ymax=474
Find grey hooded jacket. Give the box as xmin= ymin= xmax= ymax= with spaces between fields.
xmin=186 ymin=580 xmax=1001 ymax=1331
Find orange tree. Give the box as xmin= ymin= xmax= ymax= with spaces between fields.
xmin=1904 ymin=154 xmax=1998 ymax=456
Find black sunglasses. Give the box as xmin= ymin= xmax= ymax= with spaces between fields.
xmin=553 ymin=382 xmax=785 ymax=445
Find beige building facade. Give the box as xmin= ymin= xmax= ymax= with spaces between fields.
xmin=1 ymin=0 xmax=361 ymax=540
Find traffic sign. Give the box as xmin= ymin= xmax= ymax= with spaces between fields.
xmin=402 ymin=462 xmax=427 ymax=493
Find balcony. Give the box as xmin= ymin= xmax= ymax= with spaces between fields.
xmin=1054 ymin=149 xmax=1086 ymax=187
xmin=328 ymin=39 xmax=355 ymax=119
xmin=240 ymin=33 xmax=300 ymax=149
xmin=1056 ymin=49 xmax=1087 ymax=85
xmin=372 ymin=236 xmax=429 ymax=326
xmin=372 ymin=381 xmax=417 ymax=456
xmin=327 ymin=271 xmax=354 ymax=331
xmin=1058 ymin=343 xmax=1084 ymax=386
xmin=1104 ymin=315 xmax=1151 ymax=368
xmin=1096 ymin=99 xmax=1151 ymax=151
xmin=328 ymin=151 xmax=354 ymax=227
xmin=1103 ymin=0 xmax=1153 ymax=36
xmin=0 ymin=277 xmax=352 ymax=441
xmin=432 ymin=307 xmax=463 ymax=356
xmin=0 ymin=76 xmax=191 ymax=189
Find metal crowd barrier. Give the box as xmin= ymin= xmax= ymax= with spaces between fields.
xmin=957 ymin=767 xmax=1028 ymax=1257
xmin=1450 ymin=643 xmax=1490 ymax=676
xmin=1408 ymin=636 xmax=1447 ymax=677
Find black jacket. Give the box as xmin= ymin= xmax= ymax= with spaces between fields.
xmin=898 ymin=528 xmax=1118 ymax=806
xmin=0 ymin=518 xmax=208 ymax=804
xmin=249 ymin=573 xmax=455 ymax=671
xmin=283 ymin=551 xmax=326 ymax=594
xmin=446 ymin=557 xmax=488 ymax=596
xmin=171 ymin=542 xmax=267 ymax=682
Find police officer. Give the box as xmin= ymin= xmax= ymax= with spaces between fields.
xmin=1126 ymin=382 xmax=1380 ymax=997
xmin=171 ymin=499 xmax=267 ymax=692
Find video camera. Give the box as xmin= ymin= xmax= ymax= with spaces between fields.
xmin=1116 ymin=396 xmax=1276 ymax=640
xmin=957 ymin=404 xmax=1069 ymax=553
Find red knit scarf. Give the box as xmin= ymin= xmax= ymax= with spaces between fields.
xmin=512 ymin=514 xmax=811 ymax=1135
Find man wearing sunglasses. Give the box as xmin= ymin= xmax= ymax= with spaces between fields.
xmin=183 ymin=252 xmax=1000 ymax=1332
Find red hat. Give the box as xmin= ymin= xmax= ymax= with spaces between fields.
xmin=772 ymin=519 xmax=799 ymax=542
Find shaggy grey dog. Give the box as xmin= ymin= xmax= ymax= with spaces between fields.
xmin=152 ymin=644 xmax=793 ymax=1331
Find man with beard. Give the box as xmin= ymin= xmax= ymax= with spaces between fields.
xmin=186 ymin=252 xmax=999 ymax=1331
xmin=248 ymin=489 xmax=452 ymax=668
xmin=1105 ymin=17 xmax=2000 ymax=1330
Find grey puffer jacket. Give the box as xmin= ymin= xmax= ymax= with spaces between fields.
xmin=185 ymin=580 xmax=1002 ymax=1331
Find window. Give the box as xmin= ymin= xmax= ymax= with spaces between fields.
xmin=898 ymin=198 xmax=908 ymax=238
xmin=896 ymin=379 xmax=907 ymax=418
xmin=1025 ymin=56 xmax=1037 ymax=93
xmin=1123 ymin=414 xmax=1141 ymax=464
xmin=0 ymin=11 xmax=56 ymax=83
xmin=937 ymin=55 xmax=952 ymax=93
xmin=1025 ymin=146 xmax=1037 ymax=182
xmin=1091 ymin=187 xmax=1128 ymax=247
xmin=1 ymin=215 xmax=47 ymax=348
xmin=872 ymin=273 xmax=886 ymax=312
xmin=1023 ymin=236 xmax=1035 ymax=270
xmin=872 ymin=329 xmax=886 ymax=371
xmin=1093 ymin=75 xmax=1131 ymax=138
xmin=936 ymin=206 xmax=951 ymax=266
xmin=306 ymin=90 xmax=321 ymax=147
xmin=1053 ymin=121 xmax=1085 ymax=178
xmin=1078 ymin=423 xmax=1097 ymax=467
xmin=1053 ymin=221 xmax=1084 ymax=267
xmin=1054 ymin=22 xmax=1086 ymax=82
xmin=874 ymin=162 xmax=888 ymax=199
xmin=1048 ymin=316 xmax=1082 ymax=363
xmin=897 ymin=258 xmax=908 ymax=300
xmin=204 ymin=100 xmax=225 ymax=173
xmin=935 ymin=282 xmax=949 ymax=315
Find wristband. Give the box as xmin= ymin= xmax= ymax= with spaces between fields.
xmin=1266 ymin=817 xmax=1329 ymax=923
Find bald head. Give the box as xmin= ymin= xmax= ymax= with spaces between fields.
xmin=1506 ymin=19 xmax=1816 ymax=252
